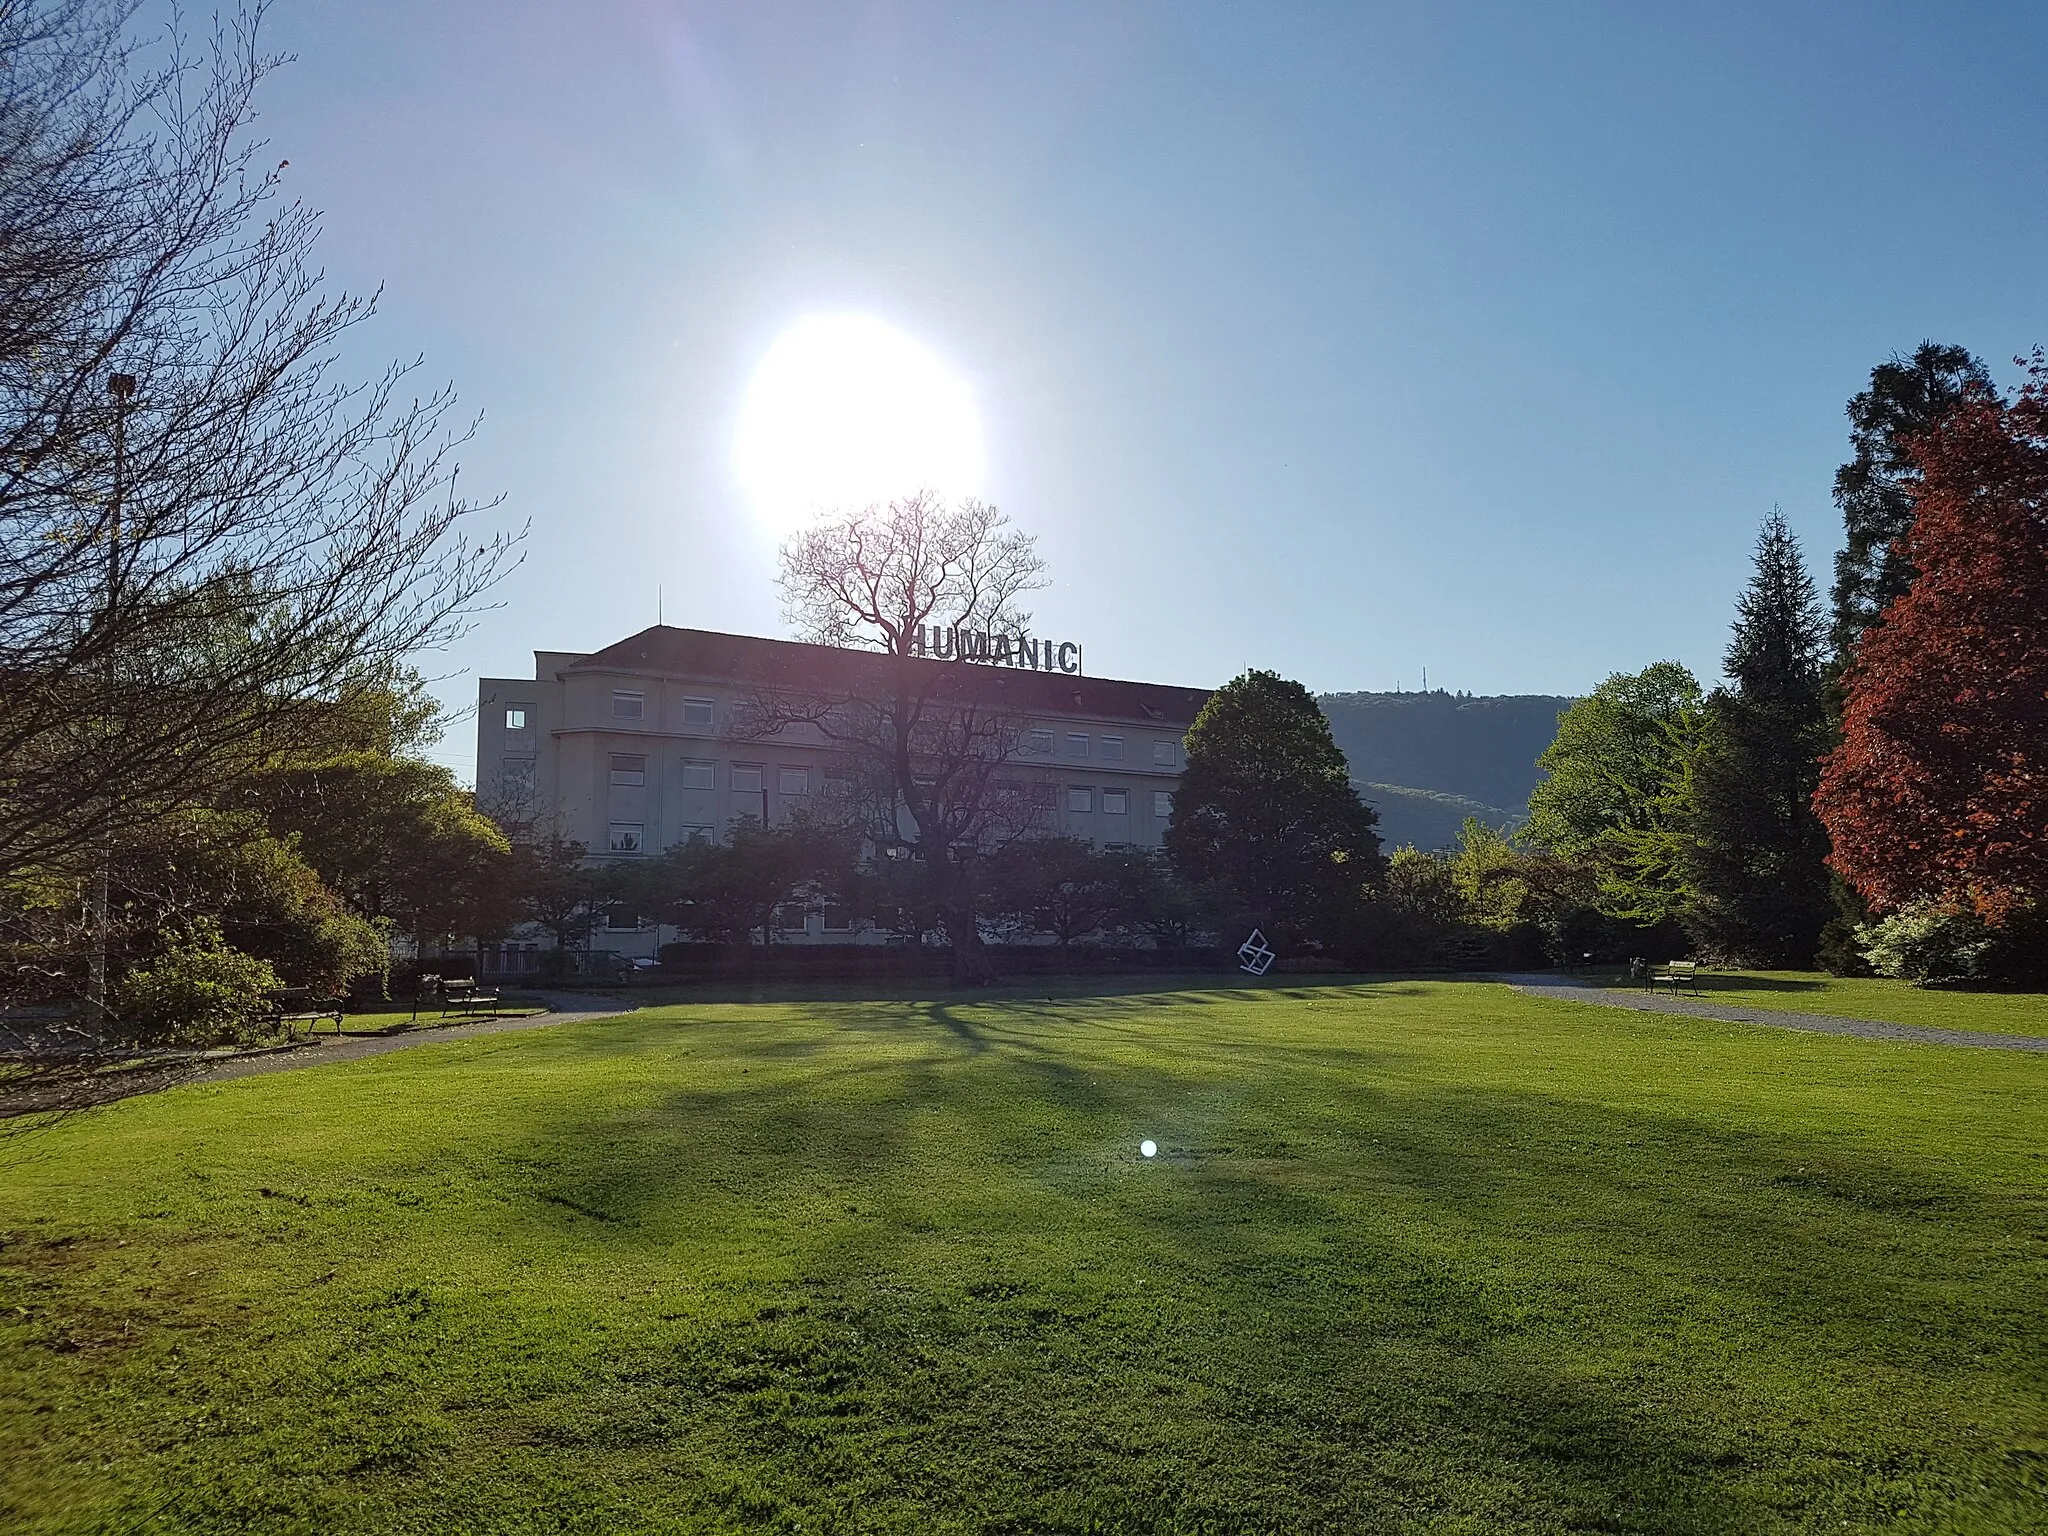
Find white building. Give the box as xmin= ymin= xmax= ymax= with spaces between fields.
xmin=475 ymin=625 xmax=1210 ymax=960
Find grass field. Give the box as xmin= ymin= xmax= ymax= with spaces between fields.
xmin=1601 ymin=970 xmax=2048 ymax=1036
xmin=2 ymin=979 xmax=2043 ymax=1534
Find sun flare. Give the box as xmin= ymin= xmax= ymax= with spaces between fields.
xmin=733 ymin=314 xmax=985 ymax=533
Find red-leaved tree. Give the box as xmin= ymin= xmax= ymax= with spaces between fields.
xmin=1814 ymin=354 xmax=2048 ymax=922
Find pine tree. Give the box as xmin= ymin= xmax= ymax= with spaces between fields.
xmin=1685 ymin=513 xmax=1835 ymax=965
xmin=1830 ymin=342 xmax=1991 ymax=662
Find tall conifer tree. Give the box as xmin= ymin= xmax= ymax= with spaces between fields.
xmin=1830 ymin=342 xmax=1990 ymax=662
xmin=1686 ymin=513 xmax=1834 ymax=964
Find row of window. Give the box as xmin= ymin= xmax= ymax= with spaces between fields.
xmin=606 ymin=691 xmax=716 ymax=726
xmin=520 ymin=753 xmax=1178 ymax=823
xmin=610 ymin=754 xmax=818 ymax=795
xmin=1023 ymin=729 xmax=1176 ymax=765
xmin=608 ymin=752 xmax=1173 ymax=814
xmin=1065 ymin=786 xmax=1173 ymax=817
xmin=503 ymin=695 xmax=720 ymax=731
xmin=604 ymin=786 xmax=1169 ymax=856
xmin=509 ymin=702 xmax=1181 ymax=768
xmin=607 ymin=821 xmax=714 ymax=854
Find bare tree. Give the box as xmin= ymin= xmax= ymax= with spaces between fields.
xmin=762 ymin=491 xmax=1050 ymax=983
xmin=0 ymin=1 xmax=518 ymax=883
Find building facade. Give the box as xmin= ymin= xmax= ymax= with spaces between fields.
xmin=475 ymin=625 xmax=1210 ymax=959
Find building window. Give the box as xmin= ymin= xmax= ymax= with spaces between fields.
xmin=778 ymin=766 xmax=809 ymax=796
xmin=500 ymin=757 xmax=535 ymax=794
xmin=1154 ymin=790 xmax=1172 ymax=818
xmin=822 ymin=905 xmax=852 ymax=932
xmin=675 ymin=823 xmax=714 ymax=845
xmin=1066 ymin=732 xmax=1090 ymax=758
xmin=1103 ymin=788 xmax=1129 ymax=815
xmin=731 ymin=764 xmax=764 ymax=793
xmin=505 ymin=705 xmax=530 ymax=730
xmin=1152 ymin=740 xmax=1176 ymax=766
xmin=1067 ymin=787 xmax=1093 ymax=814
xmin=609 ymin=752 xmax=646 ymax=786
xmin=605 ymin=904 xmax=642 ymax=932
xmin=1100 ymin=736 xmax=1124 ymax=761
xmin=612 ymin=690 xmax=644 ymax=721
xmin=681 ymin=696 xmax=715 ymax=728
xmin=777 ymin=905 xmax=810 ymax=935
xmin=681 ymin=759 xmax=715 ymax=791
xmin=607 ymin=822 xmax=644 ymax=854
xmin=1029 ymin=781 xmax=1057 ymax=811
xmin=1025 ymin=728 xmax=1054 ymax=755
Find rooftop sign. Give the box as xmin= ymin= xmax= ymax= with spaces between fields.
xmin=910 ymin=623 xmax=1083 ymax=675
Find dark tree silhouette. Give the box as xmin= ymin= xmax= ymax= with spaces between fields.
xmin=1685 ymin=512 xmax=1834 ymax=964
xmin=1829 ymin=342 xmax=1991 ymax=662
xmin=765 ymin=491 xmax=1048 ymax=983
xmin=1165 ymin=669 xmax=1382 ymax=950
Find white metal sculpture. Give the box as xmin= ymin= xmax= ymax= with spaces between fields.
xmin=1237 ymin=928 xmax=1276 ymax=976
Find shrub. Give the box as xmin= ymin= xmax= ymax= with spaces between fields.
xmin=1855 ymin=900 xmax=1995 ymax=986
xmin=118 ymin=920 xmax=282 ymax=1045
xmin=1814 ymin=917 xmax=1872 ymax=977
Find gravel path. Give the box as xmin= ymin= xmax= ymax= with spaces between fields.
xmin=189 ymin=992 xmax=640 ymax=1085
xmin=1505 ymin=974 xmax=2048 ymax=1053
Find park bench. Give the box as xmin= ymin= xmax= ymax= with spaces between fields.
xmin=266 ymin=986 xmax=346 ymax=1038
xmin=441 ymin=978 xmax=503 ymax=1018
xmin=1648 ymin=959 xmax=1703 ymax=995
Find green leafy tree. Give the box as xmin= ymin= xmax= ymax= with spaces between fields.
xmin=1685 ymin=513 xmax=1835 ymax=965
xmin=117 ymin=917 xmax=282 ymax=1046
xmin=1 ymin=809 xmax=386 ymax=1020
xmin=1830 ymin=342 xmax=1991 ymax=661
xmin=646 ymin=816 xmax=855 ymax=948
xmin=511 ymin=834 xmax=604 ymax=953
xmin=1524 ymin=663 xmax=1704 ymax=924
xmin=987 ymin=837 xmax=1124 ymax=948
xmin=256 ymin=753 xmax=513 ymax=956
xmin=859 ymin=854 xmax=950 ymax=946
xmin=1111 ymin=849 xmax=1216 ymax=950
xmin=1164 ymin=670 xmax=1383 ymax=949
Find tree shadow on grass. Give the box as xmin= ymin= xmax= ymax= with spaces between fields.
xmin=84 ymin=992 xmax=2029 ymax=1533
xmin=397 ymin=1008 xmax=2044 ymax=1534
xmin=1696 ymin=973 xmax=1830 ymax=994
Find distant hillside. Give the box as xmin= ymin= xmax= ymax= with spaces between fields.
xmin=1317 ymin=691 xmax=1575 ymax=851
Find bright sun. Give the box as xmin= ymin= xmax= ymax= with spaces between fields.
xmin=733 ymin=314 xmax=985 ymax=532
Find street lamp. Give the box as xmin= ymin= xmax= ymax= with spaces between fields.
xmin=87 ymin=372 xmax=138 ymax=1038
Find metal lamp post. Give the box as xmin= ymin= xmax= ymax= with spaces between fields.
xmin=85 ymin=373 xmax=137 ymax=1038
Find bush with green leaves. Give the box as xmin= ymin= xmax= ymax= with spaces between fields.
xmin=1855 ymin=900 xmax=1995 ymax=987
xmin=117 ymin=920 xmax=283 ymax=1045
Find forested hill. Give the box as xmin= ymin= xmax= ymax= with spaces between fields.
xmin=1316 ymin=691 xmax=1575 ymax=851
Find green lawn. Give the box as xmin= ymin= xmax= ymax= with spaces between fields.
xmin=1604 ymin=970 xmax=2048 ymax=1036
xmin=2 ymin=980 xmax=2043 ymax=1534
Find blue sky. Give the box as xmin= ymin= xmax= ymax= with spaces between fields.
xmin=246 ymin=1 xmax=2046 ymax=778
